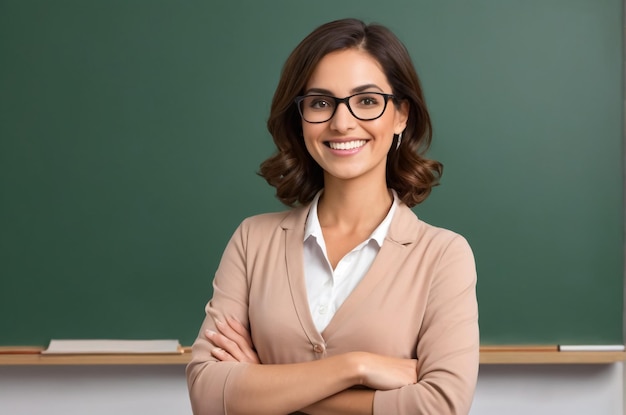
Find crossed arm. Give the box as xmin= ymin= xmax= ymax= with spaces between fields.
xmin=186 ymin=221 xmax=478 ymax=415
xmin=204 ymin=316 xmax=418 ymax=415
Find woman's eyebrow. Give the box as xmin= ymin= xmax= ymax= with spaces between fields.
xmin=351 ymin=84 xmax=384 ymax=94
xmin=304 ymin=84 xmax=385 ymax=95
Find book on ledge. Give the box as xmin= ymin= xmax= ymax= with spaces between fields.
xmin=42 ymin=339 xmax=183 ymax=355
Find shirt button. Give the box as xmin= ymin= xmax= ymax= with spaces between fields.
xmin=313 ymin=343 xmax=325 ymax=353
xmin=318 ymin=305 xmax=328 ymax=314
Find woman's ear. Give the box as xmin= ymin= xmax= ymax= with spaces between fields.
xmin=394 ymin=100 xmax=409 ymax=135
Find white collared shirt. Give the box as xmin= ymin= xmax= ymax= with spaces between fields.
xmin=303 ymin=191 xmax=398 ymax=333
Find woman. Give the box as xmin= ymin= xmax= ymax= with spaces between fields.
xmin=187 ymin=18 xmax=478 ymax=415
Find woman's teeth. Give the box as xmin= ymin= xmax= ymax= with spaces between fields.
xmin=328 ymin=140 xmax=367 ymax=150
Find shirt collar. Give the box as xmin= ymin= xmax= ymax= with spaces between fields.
xmin=303 ymin=190 xmax=399 ymax=248
xmin=304 ymin=191 xmax=324 ymax=242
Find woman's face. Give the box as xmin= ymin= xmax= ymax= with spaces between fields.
xmin=301 ymin=48 xmax=408 ymax=185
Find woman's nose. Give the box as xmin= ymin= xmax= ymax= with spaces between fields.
xmin=329 ymin=102 xmax=356 ymax=132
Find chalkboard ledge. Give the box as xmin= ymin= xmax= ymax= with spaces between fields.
xmin=479 ymin=350 xmax=626 ymax=364
xmin=0 ymin=346 xmax=624 ymax=365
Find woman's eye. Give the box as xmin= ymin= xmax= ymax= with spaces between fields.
xmin=310 ymin=99 xmax=330 ymax=109
xmin=359 ymin=96 xmax=379 ymax=106
xmin=309 ymin=98 xmax=331 ymax=109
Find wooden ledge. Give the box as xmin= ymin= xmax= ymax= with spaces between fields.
xmin=0 ymin=353 xmax=191 ymax=365
xmin=0 ymin=346 xmax=624 ymax=365
xmin=479 ymin=345 xmax=625 ymax=364
xmin=0 ymin=346 xmax=192 ymax=366
xmin=479 ymin=351 xmax=626 ymax=364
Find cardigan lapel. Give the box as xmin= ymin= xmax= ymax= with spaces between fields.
xmin=278 ymin=202 xmax=423 ymax=342
xmin=281 ymin=205 xmax=325 ymax=344
xmin=322 ymin=203 xmax=421 ymax=339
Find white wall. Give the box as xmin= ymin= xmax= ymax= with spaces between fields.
xmin=472 ymin=364 xmax=623 ymax=415
xmin=0 ymin=363 xmax=622 ymax=415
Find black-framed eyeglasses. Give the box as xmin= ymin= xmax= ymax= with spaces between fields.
xmin=294 ymin=92 xmax=396 ymax=124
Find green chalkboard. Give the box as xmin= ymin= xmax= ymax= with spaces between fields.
xmin=0 ymin=0 xmax=622 ymax=347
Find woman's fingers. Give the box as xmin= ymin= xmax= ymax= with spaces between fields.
xmin=205 ymin=329 xmax=244 ymax=361
xmin=204 ymin=318 xmax=260 ymax=364
xmin=218 ymin=318 xmax=260 ymax=363
xmin=225 ymin=317 xmax=260 ymax=363
xmin=210 ymin=346 xmax=236 ymax=362
xmin=354 ymin=352 xmax=419 ymax=390
xmin=216 ymin=319 xmax=252 ymax=359
xmin=225 ymin=316 xmax=255 ymax=350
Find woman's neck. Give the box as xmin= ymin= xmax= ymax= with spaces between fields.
xmin=316 ymin=177 xmax=393 ymax=233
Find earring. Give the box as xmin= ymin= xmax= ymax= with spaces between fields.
xmin=396 ymin=132 xmax=403 ymax=150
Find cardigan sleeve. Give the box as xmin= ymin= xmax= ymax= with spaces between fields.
xmin=373 ymin=234 xmax=479 ymax=415
xmin=186 ymin=220 xmax=253 ymax=415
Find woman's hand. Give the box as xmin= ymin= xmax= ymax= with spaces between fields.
xmin=351 ymin=352 xmax=419 ymax=391
xmin=205 ymin=316 xmax=260 ymax=364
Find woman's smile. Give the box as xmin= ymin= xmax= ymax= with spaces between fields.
xmin=325 ymin=139 xmax=369 ymax=154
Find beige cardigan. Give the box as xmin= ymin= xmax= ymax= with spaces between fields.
xmin=187 ymin=202 xmax=479 ymax=415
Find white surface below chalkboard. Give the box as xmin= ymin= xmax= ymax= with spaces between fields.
xmin=0 ymin=364 xmax=621 ymax=415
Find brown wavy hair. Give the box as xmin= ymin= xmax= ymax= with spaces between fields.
xmin=259 ymin=18 xmax=442 ymax=208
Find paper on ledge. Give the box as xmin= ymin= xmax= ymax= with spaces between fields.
xmin=558 ymin=344 xmax=625 ymax=352
xmin=42 ymin=339 xmax=182 ymax=354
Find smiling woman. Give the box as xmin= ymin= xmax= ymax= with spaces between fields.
xmin=186 ymin=18 xmax=478 ymax=415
